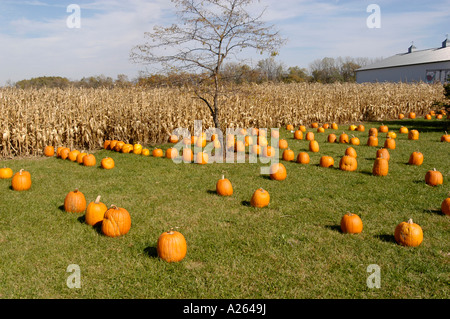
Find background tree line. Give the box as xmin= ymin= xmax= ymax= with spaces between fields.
xmin=9 ymin=56 xmax=381 ymax=89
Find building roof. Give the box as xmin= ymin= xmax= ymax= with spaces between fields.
xmin=356 ymin=45 xmax=450 ymax=72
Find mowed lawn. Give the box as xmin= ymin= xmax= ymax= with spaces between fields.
xmin=0 ymin=118 xmax=449 ymax=299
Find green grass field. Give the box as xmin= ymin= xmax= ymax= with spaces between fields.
xmin=0 ymin=118 xmax=449 ymax=299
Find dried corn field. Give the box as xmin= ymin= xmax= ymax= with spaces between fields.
xmin=0 ymin=82 xmax=445 ymax=157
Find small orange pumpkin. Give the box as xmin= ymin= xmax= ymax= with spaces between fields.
xmin=440 ymin=132 xmax=450 ymax=142
xmin=216 ymin=175 xmax=233 ymax=196
xmin=157 ymin=229 xmax=187 ymax=263
xmin=152 ymin=148 xmax=164 ymax=157
xmin=11 ymin=169 xmax=31 ymax=191
xmin=376 ymin=148 xmax=390 ymax=161
xmin=339 ymin=132 xmax=349 ymax=144
xmin=425 ymin=168 xmax=443 ymax=186
xmin=367 ymin=136 xmax=378 ymax=147
xmin=282 ymin=149 xmax=295 ymax=161
xmin=270 ymin=163 xmax=287 ymax=181
xmin=407 ymin=151 xmax=422 ymax=166
xmin=340 ymin=212 xmax=363 ymax=234
xmin=250 ymin=188 xmax=270 ymax=208
xmin=83 ymin=154 xmax=96 ymax=167
xmin=166 ymin=148 xmax=178 ymax=159
xmin=101 ymin=157 xmax=115 ymax=169
xmin=373 ymin=156 xmax=389 ymax=176
xmin=294 ymin=130 xmax=303 ymax=140
xmin=43 ymin=146 xmax=55 ymax=157
xmin=319 ymin=156 xmax=334 ymax=168
xmin=85 ymin=195 xmax=108 ymax=226
xmin=441 ymin=195 xmax=450 ymax=216
xmin=408 ymin=130 xmax=419 ymax=140
xmin=296 ymin=152 xmax=310 ymax=164
xmin=327 ymin=134 xmax=337 ymax=143
xmin=339 ymin=155 xmax=357 ymax=172
xmin=394 ymin=219 xmax=423 ymax=247
xmin=345 ymin=147 xmax=357 ymax=158
xmin=182 ymin=148 xmax=194 ymax=162
xmin=384 ymin=137 xmax=396 ymax=150
xmin=305 ymin=132 xmax=314 ymax=141
xmin=0 ymin=167 xmax=13 ymax=179
xmin=309 ymin=140 xmax=319 ymax=153
xmin=64 ymin=188 xmax=86 ymax=213
xmin=278 ymin=139 xmax=288 ymax=149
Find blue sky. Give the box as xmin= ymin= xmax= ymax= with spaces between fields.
xmin=0 ymin=0 xmax=449 ymax=85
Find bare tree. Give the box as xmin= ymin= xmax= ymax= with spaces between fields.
xmin=130 ymin=0 xmax=286 ymax=131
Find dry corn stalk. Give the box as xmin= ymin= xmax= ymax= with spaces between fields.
xmin=0 ymin=82 xmax=445 ymax=157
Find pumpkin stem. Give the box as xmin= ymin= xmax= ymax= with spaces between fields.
xmin=19 ymin=169 xmax=24 ymax=175
xmin=95 ymin=195 xmax=101 ymax=204
xmin=74 ymin=188 xmax=79 ymax=193
xmin=347 ymin=212 xmax=353 ymax=216
xmin=407 ymin=218 xmax=414 ymax=224
xmin=221 ymin=174 xmax=225 ymax=180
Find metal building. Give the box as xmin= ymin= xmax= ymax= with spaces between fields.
xmin=356 ymin=37 xmax=450 ymax=84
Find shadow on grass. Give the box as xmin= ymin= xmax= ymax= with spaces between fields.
xmin=374 ymin=234 xmax=396 ymax=244
xmin=144 ymin=246 xmax=158 ymax=258
xmin=241 ymin=200 xmax=251 ymax=207
xmin=423 ymin=208 xmax=443 ymax=215
xmin=324 ymin=225 xmax=342 ymax=233
xmin=206 ymin=189 xmax=217 ymax=195
xmin=58 ymin=204 xmax=65 ymax=212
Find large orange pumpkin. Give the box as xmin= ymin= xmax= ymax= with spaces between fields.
xmin=282 ymin=149 xmax=295 ymax=161
xmin=309 ymin=140 xmax=319 ymax=153
xmin=373 ymin=156 xmax=389 ymax=176
xmin=82 ymin=154 xmax=96 ymax=167
xmin=339 ymin=155 xmax=357 ymax=172
xmin=102 ymin=205 xmax=131 ymax=237
xmin=441 ymin=196 xmax=450 ymax=216
xmin=296 ymin=152 xmax=310 ymax=164
xmin=408 ymin=151 xmax=423 ymax=166
xmin=101 ymin=157 xmax=115 ymax=169
xmin=319 ymin=156 xmax=334 ymax=168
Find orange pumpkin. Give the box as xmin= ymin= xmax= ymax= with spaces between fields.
xmin=367 ymin=136 xmax=378 ymax=147
xmin=83 ymin=154 xmax=96 ymax=167
xmin=101 ymin=205 xmax=131 ymax=237
xmin=331 ymin=123 xmax=338 ymax=130
xmin=398 ymin=113 xmax=405 ymax=119
xmin=60 ymin=147 xmax=70 ymax=160
xmin=76 ymin=151 xmax=87 ymax=164
xmin=270 ymin=163 xmax=287 ymax=181
xmin=368 ymin=128 xmax=378 ymax=137
xmin=399 ymin=126 xmax=408 ymax=134
xmin=408 ymin=130 xmax=419 ymax=140
xmin=384 ymin=137 xmax=396 ymax=150
xmin=43 ymin=146 xmax=55 ymax=157
xmin=250 ymin=188 xmax=270 ymax=208
xmin=319 ymin=156 xmax=334 ymax=168
xmin=408 ymin=151 xmax=423 ymax=166
xmin=294 ymin=130 xmax=303 ymax=140
xmin=350 ymin=136 xmax=360 ymax=146
xmin=282 ymin=149 xmax=295 ymax=161
xmin=0 ymin=167 xmax=13 ymax=179
xmin=157 ymin=230 xmax=187 ymax=263
xmin=373 ymin=156 xmax=389 ymax=176
xmin=440 ymin=132 xmax=450 ymax=142
xmin=152 ymin=148 xmax=164 ymax=157
xmin=296 ymin=152 xmax=310 ymax=164
xmin=85 ymin=195 xmax=107 ymax=226
xmin=379 ymin=124 xmax=388 ymax=133
xmin=101 ymin=157 xmax=115 ymax=169
xmin=216 ymin=175 xmax=233 ymax=196
xmin=309 ymin=140 xmax=319 ymax=153
xmin=441 ymin=196 xmax=450 ymax=216
xmin=339 ymin=155 xmax=357 ymax=172
xmin=168 ymin=135 xmax=179 ymax=143
xmin=278 ymin=139 xmax=288 ymax=149
xmin=408 ymin=112 xmax=416 ymax=119
xmin=327 ymin=134 xmax=337 ymax=143
xmin=11 ymin=169 xmax=31 ymax=191
xmin=425 ymin=169 xmax=443 ymax=186
xmin=68 ymin=150 xmax=80 ymax=162
xmin=339 ymin=132 xmax=349 ymax=144
xmin=182 ymin=148 xmax=194 ymax=162
xmin=166 ymin=148 xmax=178 ymax=159
xmin=305 ymin=132 xmax=315 ymax=141
xmin=263 ymin=146 xmax=275 ymax=158
xmin=345 ymin=147 xmax=357 ymax=158
xmin=340 ymin=212 xmax=363 ymax=234
xmin=376 ymin=148 xmax=390 ymax=161
xmin=394 ymin=219 xmax=423 ymax=247
xmin=196 ymin=152 xmax=208 ymax=164
xmin=64 ymin=188 xmax=86 ymax=213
